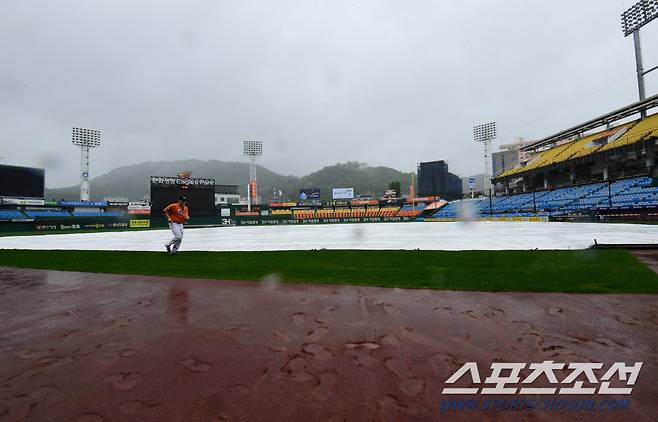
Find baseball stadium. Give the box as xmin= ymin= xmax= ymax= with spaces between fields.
xmin=2 ymin=2 xmax=658 ymax=422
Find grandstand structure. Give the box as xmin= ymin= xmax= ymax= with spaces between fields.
xmin=289 ymin=205 xmax=425 ymax=220
xmin=234 ymin=199 xmax=446 ymax=221
xmin=0 ymin=200 xmax=128 ymax=223
xmin=2 ymin=96 xmax=658 ymax=229
xmin=433 ymin=95 xmax=658 ymax=222
xmin=496 ymin=95 xmax=658 ymax=190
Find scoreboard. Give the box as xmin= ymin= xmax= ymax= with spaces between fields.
xmin=0 ymin=165 xmax=45 ymax=198
xmin=150 ymin=176 xmax=216 ymax=216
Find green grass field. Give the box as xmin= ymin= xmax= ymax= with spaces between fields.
xmin=0 ymin=249 xmax=656 ymax=293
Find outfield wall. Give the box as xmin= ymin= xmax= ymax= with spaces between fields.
xmin=230 ymin=215 xmax=415 ymax=226
xmin=0 ymin=215 xmax=416 ymax=234
xmin=424 ymin=216 xmax=550 ymax=223
xmin=0 ymin=217 xmax=139 ymax=234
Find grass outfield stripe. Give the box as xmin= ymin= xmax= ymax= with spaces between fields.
xmin=0 ymin=249 xmax=656 ymax=293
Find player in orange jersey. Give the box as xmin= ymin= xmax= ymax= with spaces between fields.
xmin=163 ymin=195 xmax=190 ymax=254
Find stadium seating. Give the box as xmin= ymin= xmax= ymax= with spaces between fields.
xmin=396 ymin=204 xmax=426 ymax=217
xmin=567 ymin=124 xmax=634 ymax=161
xmin=271 ymin=209 xmax=292 ymax=215
xmin=293 ymin=210 xmax=316 ymax=219
xmin=71 ymin=211 xmax=123 ymax=218
xmin=534 ymin=182 xmax=606 ymax=212
xmin=0 ymin=210 xmax=27 ymax=220
xmin=290 ymin=207 xmax=402 ymax=219
xmin=433 ymin=175 xmax=658 ymax=218
xmin=2 ymin=209 xmax=123 ymax=220
xmin=432 ymin=198 xmax=489 ymax=218
xmin=350 ymin=208 xmax=366 ymax=217
xmin=379 ymin=207 xmax=400 ymax=217
xmin=498 ymin=113 xmax=657 ymax=178
xmin=24 ymin=210 xmax=72 ymax=218
xmin=599 ymin=113 xmax=658 ymax=152
xmin=334 ymin=208 xmax=350 ymax=218
xmin=588 ymin=176 xmax=658 ymax=208
xmin=365 ymin=208 xmax=379 ymax=217
xmin=316 ymin=209 xmax=336 ymax=218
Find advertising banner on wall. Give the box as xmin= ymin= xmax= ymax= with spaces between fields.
xmin=269 ymin=202 xmax=297 ymax=207
xmin=299 ymin=189 xmax=320 ymax=200
xmin=332 ymin=187 xmax=355 ymax=199
xmin=1 ymin=198 xmax=45 ymax=206
xmin=351 ymin=199 xmax=378 ymax=206
xmin=150 ymin=176 xmax=215 ymax=188
xmin=107 ymin=201 xmax=129 ymax=207
xmin=128 ymin=201 xmax=150 ymax=210
xmin=59 ymin=201 xmax=107 ymax=207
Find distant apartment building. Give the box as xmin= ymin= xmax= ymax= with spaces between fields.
xmin=215 ymin=184 xmax=240 ymax=205
xmin=492 ymin=137 xmax=535 ymax=176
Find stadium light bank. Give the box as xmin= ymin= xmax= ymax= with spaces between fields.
xmin=243 ymin=139 xmax=263 ymax=212
xmin=72 ymin=127 xmax=101 ymax=201
xmin=621 ymin=0 xmax=658 ymax=117
xmin=473 ymin=121 xmax=497 ymax=211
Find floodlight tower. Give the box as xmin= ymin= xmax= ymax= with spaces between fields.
xmin=621 ymin=0 xmax=658 ymax=117
xmin=243 ymin=140 xmax=263 ymax=209
xmin=72 ymin=127 xmax=101 ymax=201
xmin=473 ymin=122 xmax=497 ymax=197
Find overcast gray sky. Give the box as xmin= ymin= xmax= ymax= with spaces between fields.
xmin=1 ymin=0 xmax=657 ymax=188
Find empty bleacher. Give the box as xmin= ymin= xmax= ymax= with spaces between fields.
xmin=293 ymin=209 xmax=317 ymax=219
xmin=432 ymin=198 xmax=489 ymax=218
xmin=350 ymin=208 xmax=366 ymax=217
xmin=379 ymin=207 xmax=400 ymax=217
xmin=291 ymin=206 xmax=402 ymax=219
xmin=334 ymin=208 xmax=351 ymax=218
xmin=578 ymin=176 xmax=658 ymax=209
xmin=498 ymin=112 xmax=658 ymax=178
xmin=0 ymin=210 xmax=27 ymax=220
xmin=534 ymin=182 xmax=606 ymax=212
xmin=599 ymin=113 xmax=658 ymax=152
xmin=71 ymin=211 xmax=123 ymax=218
xmin=316 ymin=209 xmax=336 ymax=218
xmin=433 ymin=175 xmax=658 ymax=218
xmin=271 ymin=209 xmax=292 ymax=215
xmin=396 ymin=204 xmax=425 ymax=217
xmin=24 ymin=210 xmax=72 ymax=218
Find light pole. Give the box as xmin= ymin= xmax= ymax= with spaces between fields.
xmin=243 ymin=140 xmax=263 ymax=211
xmin=474 ymin=122 xmax=497 ymax=210
xmin=72 ymin=127 xmax=101 ymax=201
xmin=621 ymin=0 xmax=658 ymax=117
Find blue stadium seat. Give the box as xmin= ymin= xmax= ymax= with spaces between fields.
xmin=71 ymin=211 xmax=122 ymax=218
xmin=0 ymin=210 xmax=27 ymax=220
xmin=433 ymin=176 xmax=658 ymax=218
xmin=25 ymin=210 xmax=72 ymax=218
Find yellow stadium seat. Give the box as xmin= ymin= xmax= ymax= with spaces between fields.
xmin=495 ymin=114 xmax=658 ymax=178
xmin=599 ymin=113 xmax=658 ymax=152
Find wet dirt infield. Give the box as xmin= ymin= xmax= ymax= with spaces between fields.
xmin=1 ymin=267 xmax=657 ymax=422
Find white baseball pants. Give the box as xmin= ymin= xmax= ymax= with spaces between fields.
xmin=166 ymin=222 xmax=184 ymax=251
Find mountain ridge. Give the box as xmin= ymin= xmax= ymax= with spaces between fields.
xmin=45 ymin=160 xmax=413 ymax=202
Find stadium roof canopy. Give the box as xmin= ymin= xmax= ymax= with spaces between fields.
xmin=522 ymin=93 xmax=658 ymax=152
